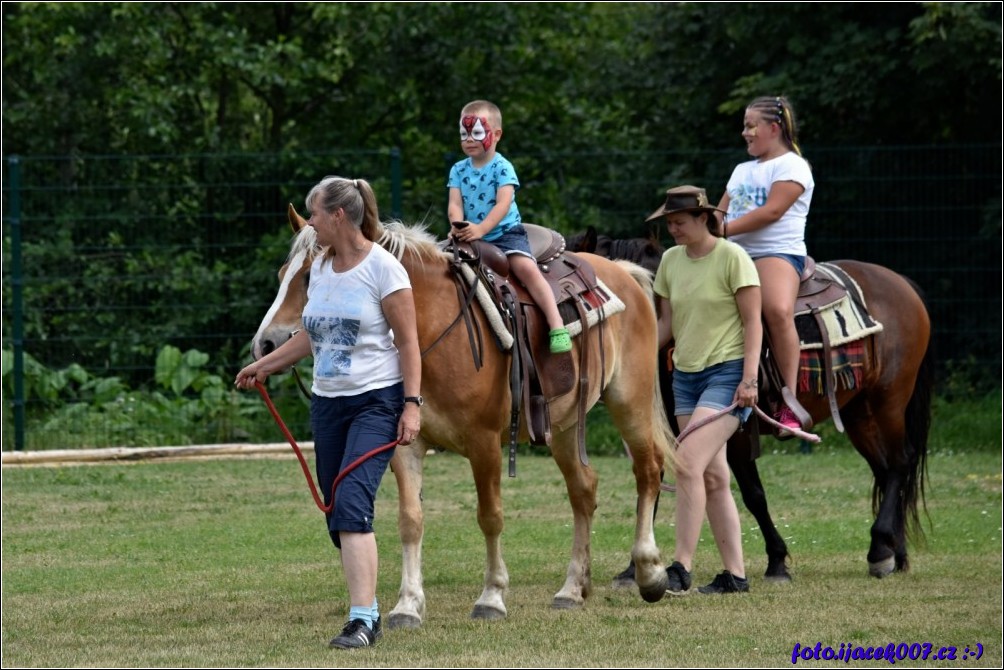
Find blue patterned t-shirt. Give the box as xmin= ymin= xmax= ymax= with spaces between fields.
xmin=447 ymin=153 xmax=521 ymax=242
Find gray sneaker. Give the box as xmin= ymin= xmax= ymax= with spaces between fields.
xmin=329 ymin=618 xmax=376 ymax=649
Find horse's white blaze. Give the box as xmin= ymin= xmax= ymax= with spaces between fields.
xmin=251 ymin=246 xmax=309 ymax=359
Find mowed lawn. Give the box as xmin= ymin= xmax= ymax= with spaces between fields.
xmin=2 ymin=437 xmax=1000 ymax=668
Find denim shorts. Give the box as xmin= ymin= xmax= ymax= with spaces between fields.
xmin=752 ymin=253 xmax=806 ymax=277
xmin=311 ymin=382 xmax=401 ymax=547
xmin=489 ymin=224 xmax=534 ymax=259
xmin=672 ymin=358 xmax=752 ymax=424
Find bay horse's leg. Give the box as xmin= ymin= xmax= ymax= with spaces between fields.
xmin=548 ymin=426 xmax=600 ymax=609
xmin=386 ymin=440 xmax=428 ymax=629
xmin=726 ymin=433 xmax=792 ymax=582
xmin=466 ymin=436 xmax=509 ymax=620
xmin=866 ymin=468 xmax=903 ymax=578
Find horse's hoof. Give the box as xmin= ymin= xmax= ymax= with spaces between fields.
xmin=638 ymin=587 xmax=666 ymax=603
xmin=637 ymin=579 xmax=668 ymax=603
xmin=764 ymin=564 xmax=793 ymax=583
xmin=635 ymin=565 xmax=669 ymax=602
xmin=470 ymin=604 xmax=506 ymax=620
xmin=868 ymin=556 xmax=896 ymax=578
xmin=551 ymin=597 xmax=584 ymax=610
xmin=386 ymin=612 xmax=422 ymax=630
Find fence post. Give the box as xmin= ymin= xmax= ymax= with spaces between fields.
xmin=390 ymin=147 xmax=402 ymax=220
xmin=7 ymin=155 xmax=25 ymax=450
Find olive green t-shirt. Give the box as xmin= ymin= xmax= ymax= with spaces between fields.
xmin=653 ymin=239 xmax=760 ymax=373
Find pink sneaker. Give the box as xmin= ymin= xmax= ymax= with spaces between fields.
xmin=775 ymin=406 xmax=801 ymax=434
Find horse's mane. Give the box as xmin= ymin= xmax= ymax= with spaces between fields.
xmin=289 ymin=220 xmax=443 ymax=263
xmin=288 ymin=224 xmax=320 ymax=262
xmin=376 ymin=220 xmax=443 ymax=262
xmin=567 ymin=227 xmax=663 ymax=274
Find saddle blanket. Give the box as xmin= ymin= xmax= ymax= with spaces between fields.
xmin=795 ymin=263 xmax=883 ymax=350
xmin=798 ymin=340 xmax=866 ymax=395
xmin=457 ymin=262 xmax=626 ymax=350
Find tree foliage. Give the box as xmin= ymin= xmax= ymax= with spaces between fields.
xmin=2 ymin=2 xmax=1001 ymax=417
xmin=5 ymin=3 xmax=998 ymax=157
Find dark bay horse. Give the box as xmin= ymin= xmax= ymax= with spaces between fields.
xmin=573 ymin=231 xmax=934 ymax=581
xmin=566 ymin=226 xmax=664 ymax=274
xmin=251 ymin=207 xmax=676 ymax=628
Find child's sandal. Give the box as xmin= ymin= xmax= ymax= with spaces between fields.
xmin=549 ymin=328 xmax=572 ymax=354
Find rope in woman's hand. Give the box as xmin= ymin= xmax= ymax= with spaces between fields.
xmin=254 ymin=381 xmax=399 ymax=514
xmin=676 ymin=402 xmax=821 ymax=445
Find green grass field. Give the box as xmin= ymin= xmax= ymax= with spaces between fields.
xmin=2 ymin=429 xmax=1000 ymax=668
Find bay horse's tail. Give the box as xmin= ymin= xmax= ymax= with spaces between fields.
xmin=892 ymin=278 xmax=934 ymax=544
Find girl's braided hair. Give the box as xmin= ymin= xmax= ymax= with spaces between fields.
xmin=748 ymin=96 xmax=802 ymax=156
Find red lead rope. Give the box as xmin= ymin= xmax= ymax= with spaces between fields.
xmin=255 ymin=381 xmax=399 ymax=514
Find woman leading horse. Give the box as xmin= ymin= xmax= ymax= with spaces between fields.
xmin=573 ymin=226 xmax=933 ymax=581
xmin=251 ymin=204 xmax=676 ymax=628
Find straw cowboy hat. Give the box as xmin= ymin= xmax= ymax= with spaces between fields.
xmin=645 ymin=185 xmax=725 ymax=222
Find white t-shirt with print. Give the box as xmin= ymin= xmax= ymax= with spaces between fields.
xmin=302 ymin=244 xmax=411 ymax=398
xmin=724 ymin=151 xmax=813 ymax=257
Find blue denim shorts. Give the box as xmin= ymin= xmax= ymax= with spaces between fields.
xmin=488 ymin=224 xmax=534 ymax=259
xmin=311 ymin=383 xmax=401 ymax=547
xmin=752 ymin=253 xmax=806 ymax=277
xmin=672 ymin=358 xmax=752 ymax=424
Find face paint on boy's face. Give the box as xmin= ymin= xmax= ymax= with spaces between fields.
xmin=460 ymin=115 xmax=494 ymax=151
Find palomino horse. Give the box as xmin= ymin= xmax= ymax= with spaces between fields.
xmin=251 ymin=206 xmax=675 ymax=628
xmin=572 ymin=231 xmax=934 ymax=581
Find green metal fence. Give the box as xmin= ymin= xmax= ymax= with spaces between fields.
xmin=3 ymin=145 xmax=1000 ymax=450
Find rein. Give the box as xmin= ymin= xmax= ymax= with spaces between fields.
xmin=626 ymin=402 xmax=821 ymax=494
xmin=675 ymin=402 xmax=821 ymax=445
xmin=254 ymin=381 xmax=399 ymax=514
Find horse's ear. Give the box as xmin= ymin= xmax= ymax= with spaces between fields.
xmin=287 ymin=203 xmax=307 ymax=233
xmin=645 ymin=224 xmax=663 ymax=249
xmin=584 ymin=226 xmax=598 ymax=252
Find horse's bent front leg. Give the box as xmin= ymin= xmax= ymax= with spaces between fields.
xmin=386 ymin=441 xmax=427 ymax=629
xmin=468 ymin=443 xmax=509 ymax=620
xmin=629 ymin=453 xmax=668 ymax=603
xmin=549 ymin=428 xmax=599 ymax=609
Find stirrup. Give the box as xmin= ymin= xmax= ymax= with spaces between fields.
xmin=781 ymin=387 xmax=812 ymax=430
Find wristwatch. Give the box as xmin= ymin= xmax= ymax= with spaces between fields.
xmin=404 ymin=395 xmax=424 ymax=407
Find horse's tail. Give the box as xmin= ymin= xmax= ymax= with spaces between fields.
xmin=615 ymin=259 xmax=675 ymax=468
xmin=616 ymin=258 xmax=655 ymax=292
xmin=650 ymin=361 xmax=677 ymax=470
xmin=900 ymin=278 xmax=934 ymax=543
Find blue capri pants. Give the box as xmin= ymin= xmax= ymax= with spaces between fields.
xmin=672 ymin=359 xmax=752 ymax=425
xmin=311 ymin=382 xmax=401 ymax=548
